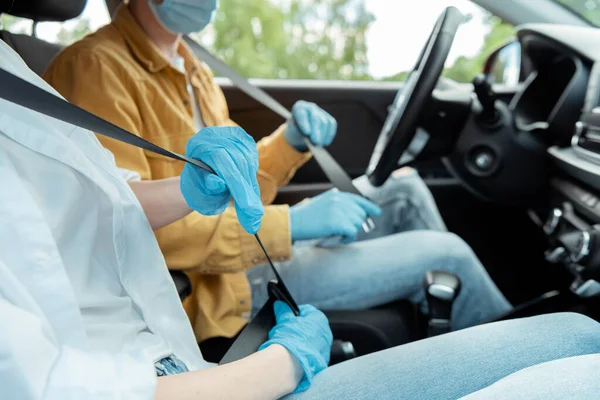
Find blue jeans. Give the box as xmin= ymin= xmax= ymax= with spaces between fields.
xmin=461 ymin=353 xmax=600 ymax=399
xmin=248 ymin=170 xmax=511 ymax=330
xmin=286 ymin=313 xmax=600 ymax=400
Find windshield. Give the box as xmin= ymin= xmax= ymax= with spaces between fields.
xmin=556 ymin=0 xmax=600 ymax=26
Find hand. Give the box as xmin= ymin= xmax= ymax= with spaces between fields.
xmin=285 ymin=100 xmax=337 ymax=151
xmin=289 ymin=190 xmax=382 ymax=243
xmin=259 ymin=301 xmax=333 ymax=393
xmin=180 ymin=126 xmax=264 ymax=234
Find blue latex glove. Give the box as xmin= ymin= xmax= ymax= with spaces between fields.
xmin=259 ymin=301 xmax=333 ymax=393
xmin=180 ymin=126 xmax=264 ymax=234
xmin=285 ymin=100 xmax=337 ymax=151
xmin=289 ymin=190 xmax=382 ymax=243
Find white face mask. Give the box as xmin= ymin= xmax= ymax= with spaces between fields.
xmin=148 ymin=0 xmax=219 ymax=34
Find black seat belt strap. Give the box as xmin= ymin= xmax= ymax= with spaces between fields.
xmin=184 ymin=36 xmax=375 ymax=231
xmin=0 ymin=70 xmax=215 ymax=174
xmin=0 ymin=67 xmax=298 ymax=362
xmin=183 ymin=38 xmax=291 ymax=121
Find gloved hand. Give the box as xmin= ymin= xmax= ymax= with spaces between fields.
xmin=285 ymin=100 xmax=337 ymax=151
xmin=289 ymin=190 xmax=382 ymax=243
xmin=259 ymin=301 xmax=333 ymax=393
xmin=180 ymin=126 xmax=264 ymax=234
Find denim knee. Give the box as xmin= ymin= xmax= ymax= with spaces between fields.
xmin=434 ymin=232 xmax=480 ymax=272
xmin=539 ymin=312 xmax=600 ymax=350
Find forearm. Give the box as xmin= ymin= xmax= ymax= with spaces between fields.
xmin=129 ymin=177 xmax=192 ymax=230
xmin=154 ymin=345 xmax=302 ymax=400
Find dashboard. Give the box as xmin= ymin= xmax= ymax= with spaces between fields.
xmin=513 ymin=25 xmax=592 ymax=145
xmin=515 ymin=24 xmax=600 ymax=293
xmin=516 ymin=25 xmax=600 ymax=185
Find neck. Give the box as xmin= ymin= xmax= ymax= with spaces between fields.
xmin=128 ymin=0 xmax=181 ymax=59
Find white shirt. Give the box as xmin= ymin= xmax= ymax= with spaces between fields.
xmin=0 ymin=41 xmax=209 ymax=399
xmin=171 ymin=55 xmax=205 ymax=131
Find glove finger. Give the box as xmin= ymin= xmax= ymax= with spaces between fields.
xmin=301 ymin=305 xmax=332 ymax=336
xmin=349 ymin=212 xmax=368 ymax=232
xmin=273 ymin=300 xmax=295 ymax=323
xmin=235 ymin=201 xmax=263 ymax=233
xmin=226 ymin=146 xmax=263 ymax=233
xmin=343 ymin=203 xmax=368 ymax=225
xmin=298 ymin=304 xmax=317 ymax=316
xmin=209 ymin=152 xmax=264 ymax=233
xmin=182 ymin=151 xmax=229 ymax=196
xmin=252 ymin=176 xmax=261 ymax=206
xmin=195 ymin=173 xmax=231 ymax=215
xmin=202 ymin=172 xmax=228 ymax=194
xmin=346 ymin=214 xmax=368 ymax=237
xmin=340 ymin=230 xmax=359 ymax=244
xmin=337 ymin=220 xmax=360 ymax=243
xmin=324 ymin=114 xmax=337 ymax=146
xmin=319 ymin=188 xmax=338 ymax=201
xmin=291 ymin=100 xmax=308 ymax=115
xmin=309 ymin=107 xmax=327 ymax=146
xmin=293 ymin=105 xmax=312 ymax=138
xmin=317 ymin=112 xmax=331 ymax=146
xmin=348 ymin=193 xmax=383 ymax=217
xmin=180 ymin=164 xmax=231 ymax=215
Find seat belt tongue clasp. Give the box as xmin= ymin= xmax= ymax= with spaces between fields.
xmin=267 ymin=281 xmax=300 ymax=317
xmin=254 ymin=234 xmax=300 ymax=316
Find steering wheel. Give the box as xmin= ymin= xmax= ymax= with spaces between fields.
xmin=366 ymin=7 xmax=464 ymax=186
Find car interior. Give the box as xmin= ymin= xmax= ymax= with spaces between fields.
xmin=4 ymin=0 xmax=600 ymax=366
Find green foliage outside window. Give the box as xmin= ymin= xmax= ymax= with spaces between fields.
xmin=193 ymin=0 xmax=375 ymax=80
xmin=195 ymin=0 xmax=516 ymax=83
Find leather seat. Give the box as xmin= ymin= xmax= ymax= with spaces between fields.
xmin=0 ymin=0 xmax=423 ymax=361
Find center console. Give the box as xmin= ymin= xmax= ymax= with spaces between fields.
xmin=542 ymin=187 xmax=600 ymax=296
xmin=544 ymin=100 xmax=600 ymax=299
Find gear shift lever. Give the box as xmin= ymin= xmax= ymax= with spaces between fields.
xmin=472 ymin=74 xmax=500 ymax=126
xmin=423 ymin=270 xmax=462 ymax=337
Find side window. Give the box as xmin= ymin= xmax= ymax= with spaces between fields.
xmin=0 ymin=0 xmax=515 ymax=84
xmin=193 ymin=0 xmax=516 ymax=84
xmin=0 ymin=0 xmax=109 ymax=46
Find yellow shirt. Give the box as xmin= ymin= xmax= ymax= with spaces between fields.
xmin=43 ymin=5 xmax=311 ymax=342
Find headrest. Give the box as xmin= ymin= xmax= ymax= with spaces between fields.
xmin=0 ymin=0 xmax=87 ymax=22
